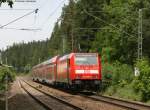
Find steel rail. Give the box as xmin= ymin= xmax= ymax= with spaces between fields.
xmin=26 ymin=79 xmax=150 ymax=110
xmin=19 ymin=80 xmax=52 ymax=110
xmin=22 ymin=80 xmax=83 ymax=110
xmin=31 ymin=80 xmax=150 ymax=110
xmin=79 ymin=94 xmax=150 ymax=110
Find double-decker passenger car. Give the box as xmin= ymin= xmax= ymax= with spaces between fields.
xmin=32 ymin=53 xmax=102 ymax=91
xmin=32 ymin=56 xmax=59 ymax=84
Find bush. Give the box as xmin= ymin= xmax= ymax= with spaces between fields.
xmin=111 ymin=61 xmax=134 ymax=85
xmin=106 ymin=83 xmax=142 ymax=101
xmin=132 ymin=58 xmax=150 ymax=101
xmin=0 ymin=66 xmax=16 ymax=91
xmin=103 ymin=60 xmax=150 ymax=102
xmin=102 ymin=61 xmax=134 ymax=93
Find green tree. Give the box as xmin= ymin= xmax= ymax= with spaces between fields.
xmin=74 ymin=0 xmax=105 ymax=52
xmin=92 ymin=0 xmax=138 ymax=64
xmin=0 ymin=0 xmax=13 ymax=8
xmin=1 ymin=0 xmax=150 ymax=74
xmin=0 ymin=66 xmax=15 ymax=90
xmin=133 ymin=58 xmax=150 ymax=101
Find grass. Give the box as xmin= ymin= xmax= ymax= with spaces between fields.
xmin=147 ymin=100 xmax=150 ymax=104
xmin=103 ymin=84 xmax=142 ymax=102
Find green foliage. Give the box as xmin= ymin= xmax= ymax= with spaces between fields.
xmin=74 ymin=0 xmax=105 ymax=52
xmin=0 ymin=66 xmax=15 ymax=81
xmin=111 ymin=61 xmax=134 ymax=85
xmin=0 ymin=0 xmax=150 ymax=103
xmin=24 ymin=64 xmax=31 ymax=73
xmin=132 ymin=58 xmax=150 ymax=101
xmin=0 ymin=0 xmax=13 ymax=8
xmin=104 ymin=59 xmax=150 ymax=102
xmin=0 ymin=66 xmax=16 ymax=91
xmin=105 ymin=84 xmax=142 ymax=101
xmin=92 ymin=0 xmax=139 ymax=64
xmin=1 ymin=0 xmax=150 ymax=74
xmin=1 ymin=39 xmax=56 ymax=72
xmin=102 ymin=61 xmax=134 ymax=92
xmin=103 ymin=61 xmax=142 ymax=101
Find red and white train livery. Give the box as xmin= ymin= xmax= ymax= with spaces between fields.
xmin=32 ymin=53 xmax=102 ymax=91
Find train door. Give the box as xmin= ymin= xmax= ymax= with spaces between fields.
xmin=67 ymin=58 xmax=71 ymax=85
xmin=47 ymin=64 xmax=54 ymax=83
xmin=51 ymin=64 xmax=55 ymax=82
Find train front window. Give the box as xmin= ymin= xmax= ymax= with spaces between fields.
xmin=75 ymin=54 xmax=98 ymax=65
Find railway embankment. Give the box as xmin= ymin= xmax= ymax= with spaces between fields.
xmin=101 ymin=59 xmax=150 ymax=104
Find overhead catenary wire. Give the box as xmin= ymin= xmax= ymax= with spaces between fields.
xmin=64 ymin=10 xmax=138 ymax=35
xmin=0 ymin=27 xmax=41 ymax=31
xmin=0 ymin=8 xmax=39 ymax=28
xmin=0 ymin=9 xmax=35 ymax=11
xmin=37 ymin=0 xmax=67 ymax=41
xmin=0 ymin=0 xmax=46 ymax=30
xmin=40 ymin=0 xmax=67 ymax=28
xmin=83 ymin=10 xmax=136 ymax=38
xmin=0 ymin=0 xmax=66 ymax=35
xmin=0 ymin=0 xmax=48 ymax=29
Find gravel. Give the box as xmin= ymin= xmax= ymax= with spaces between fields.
xmin=21 ymin=81 xmax=77 ymax=110
xmin=26 ymin=79 xmax=127 ymax=110
xmin=0 ymin=78 xmax=46 ymax=110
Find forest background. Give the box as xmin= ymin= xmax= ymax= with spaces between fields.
xmin=1 ymin=0 xmax=150 ymax=102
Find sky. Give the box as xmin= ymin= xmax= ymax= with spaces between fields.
xmin=0 ymin=0 xmax=68 ymax=50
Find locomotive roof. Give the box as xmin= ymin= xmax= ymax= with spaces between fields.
xmin=58 ymin=53 xmax=74 ymax=61
xmin=32 ymin=53 xmax=98 ymax=69
xmin=58 ymin=53 xmax=98 ymax=61
xmin=59 ymin=54 xmax=69 ymax=61
xmin=32 ymin=55 xmax=59 ymax=69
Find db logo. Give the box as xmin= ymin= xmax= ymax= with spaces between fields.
xmin=84 ymin=70 xmax=90 ymax=73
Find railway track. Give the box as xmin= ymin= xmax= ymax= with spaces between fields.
xmin=23 ymin=79 xmax=150 ymax=110
xmin=23 ymin=79 xmax=126 ymax=110
xmin=19 ymin=80 xmax=83 ymax=110
xmin=79 ymin=93 xmax=150 ymax=110
xmin=33 ymin=80 xmax=150 ymax=110
xmin=19 ymin=80 xmax=51 ymax=110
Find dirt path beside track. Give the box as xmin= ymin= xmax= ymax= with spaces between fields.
xmin=0 ymin=77 xmax=46 ymax=110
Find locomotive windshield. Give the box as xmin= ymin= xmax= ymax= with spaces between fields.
xmin=75 ymin=54 xmax=98 ymax=65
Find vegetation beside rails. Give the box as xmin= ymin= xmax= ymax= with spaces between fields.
xmin=102 ymin=58 xmax=150 ymax=103
xmin=0 ymin=65 xmax=16 ymax=92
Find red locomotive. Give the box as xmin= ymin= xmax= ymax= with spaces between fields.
xmin=32 ymin=53 xmax=102 ymax=91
